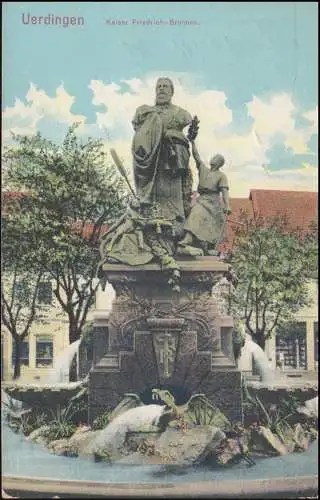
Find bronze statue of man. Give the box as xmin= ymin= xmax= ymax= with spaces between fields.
xmin=177 ymin=141 xmax=232 ymax=256
xmin=131 ymin=77 xmax=193 ymax=236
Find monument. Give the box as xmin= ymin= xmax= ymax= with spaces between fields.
xmin=89 ymin=77 xmax=242 ymax=424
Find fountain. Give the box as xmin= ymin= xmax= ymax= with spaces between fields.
xmin=237 ymin=334 xmax=275 ymax=383
xmin=48 ymin=339 xmax=81 ymax=384
xmin=2 ymin=78 xmax=318 ymax=498
xmin=2 ymin=339 xmax=86 ymax=410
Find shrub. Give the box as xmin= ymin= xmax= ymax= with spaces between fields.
xmin=92 ymin=410 xmax=111 ymax=431
xmin=42 ymin=421 xmax=77 ymax=442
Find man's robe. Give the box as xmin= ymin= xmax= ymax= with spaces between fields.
xmin=132 ymin=104 xmax=192 ymax=237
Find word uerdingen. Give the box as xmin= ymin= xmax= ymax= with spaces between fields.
xmin=22 ymin=13 xmax=85 ymax=27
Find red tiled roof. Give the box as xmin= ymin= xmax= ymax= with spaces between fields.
xmin=219 ymin=190 xmax=318 ymax=254
xmin=250 ymin=189 xmax=318 ymax=231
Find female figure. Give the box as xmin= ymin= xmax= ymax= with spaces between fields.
xmin=177 ymin=142 xmax=232 ymax=255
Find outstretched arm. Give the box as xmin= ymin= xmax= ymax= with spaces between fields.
xmin=221 ymin=188 xmax=232 ymax=214
xmin=219 ymin=172 xmax=232 ymax=214
xmin=191 ymin=141 xmax=202 ymax=169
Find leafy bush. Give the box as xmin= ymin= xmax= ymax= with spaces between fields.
xmin=92 ymin=410 xmax=111 ymax=431
xmin=7 ymin=409 xmax=47 ymax=436
xmin=20 ymin=411 xmax=48 ymax=436
xmin=42 ymin=421 xmax=76 ymax=442
xmin=254 ymin=396 xmax=295 ymax=442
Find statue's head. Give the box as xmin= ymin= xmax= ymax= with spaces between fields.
xmin=155 ymin=77 xmax=174 ymax=105
xmin=210 ymin=154 xmax=225 ymax=171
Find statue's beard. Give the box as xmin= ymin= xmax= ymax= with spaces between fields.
xmin=156 ymin=94 xmax=171 ymax=105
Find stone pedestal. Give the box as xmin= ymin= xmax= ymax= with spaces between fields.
xmin=88 ymin=257 xmax=242 ymax=423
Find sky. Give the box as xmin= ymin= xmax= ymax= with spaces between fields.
xmin=2 ymin=2 xmax=318 ymax=197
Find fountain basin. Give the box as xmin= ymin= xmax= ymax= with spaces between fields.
xmin=247 ymin=379 xmax=318 ymax=405
xmin=2 ymin=381 xmax=86 ymax=408
xmin=2 ymin=474 xmax=318 ymax=498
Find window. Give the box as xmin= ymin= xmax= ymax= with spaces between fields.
xmin=37 ymin=282 xmax=53 ymax=305
xmin=11 ymin=339 xmax=29 ymax=366
xmin=276 ymin=322 xmax=307 ymax=370
xmin=36 ymin=336 xmax=53 ymax=367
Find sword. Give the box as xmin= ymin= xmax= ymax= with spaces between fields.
xmin=110 ymin=148 xmax=136 ymax=198
xmin=216 ymin=212 xmax=245 ymax=247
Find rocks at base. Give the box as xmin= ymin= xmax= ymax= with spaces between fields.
xmin=292 ymin=423 xmax=310 ymax=452
xmin=209 ymin=428 xmax=252 ymax=466
xmin=305 ymin=396 xmax=318 ymax=417
xmin=213 ymin=438 xmax=243 ymax=465
xmin=290 ymin=397 xmax=318 ymax=426
xmin=69 ymin=429 xmax=100 ymax=456
xmin=114 ymin=426 xmax=226 ymax=466
xmin=27 ymin=425 xmax=51 ymax=446
xmin=126 ymin=426 xmax=161 ymax=452
xmin=47 ymin=430 xmax=100 ymax=457
xmin=153 ymin=426 xmax=226 ymax=466
xmin=48 ymin=438 xmax=77 ymax=457
xmin=250 ymin=426 xmax=288 ymax=456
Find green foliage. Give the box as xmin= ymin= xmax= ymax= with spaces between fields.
xmin=226 ymin=212 xmax=318 ymax=348
xmin=254 ymin=396 xmax=295 ymax=443
xmin=242 ymin=377 xmax=299 ymax=443
xmin=242 ymin=375 xmax=302 ymax=442
xmin=2 ymin=125 xmax=128 ymax=343
xmin=7 ymin=409 xmax=47 ymax=435
xmin=42 ymin=421 xmax=77 ymax=442
xmin=184 ymin=394 xmax=230 ymax=429
xmin=152 ymin=388 xmax=177 ymax=413
xmin=40 ymin=399 xmax=87 ymax=441
xmin=91 ymin=410 xmax=111 ymax=431
xmin=21 ymin=411 xmax=48 ymax=436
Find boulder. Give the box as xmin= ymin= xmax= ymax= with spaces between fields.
xmin=125 ymin=427 xmax=161 ymax=453
xmin=153 ymin=426 xmax=226 ymax=466
xmin=250 ymin=426 xmax=288 ymax=456
xmin=293 ymin=423 xmax=310 ymax=452
xmin=47 ymin=438 xmax=78 ymax=457
xmin=305 ymin=397 xmax=318 ymax=418
xmin=27 ymin=425 xmax=51 ymax=445
xmin=295 ymin=397 xmax=318 ymax=424
xmin=213 ymin=438 xmax=242 ymax=465
xmin=68 ymin=430 xmax=100 ymax=456
xmin=306 ymin=426 xmax=318 ymax=442
xmin=46 ymin=430 xmax=100 ymax=457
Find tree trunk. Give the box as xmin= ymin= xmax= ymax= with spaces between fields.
xmin=252 ymin=332 xmax=266 ymax=351
xmin=68 ymin=322 xmax=80 ymax=382
xmin=69 ymin=321 xmax=80 ymax=345
xmin=13 ymin=338 xmax=21 ymax=380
